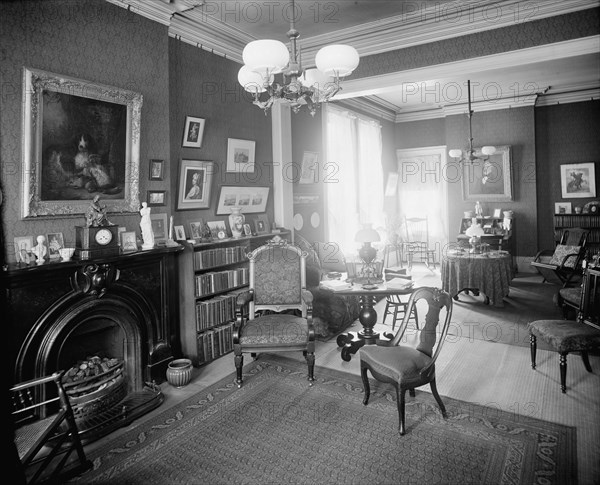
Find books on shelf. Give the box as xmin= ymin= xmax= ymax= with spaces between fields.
xmin=195 ymin=267 xmax=249 ymax=297
xmin=193 ymin=245 xmax=247 ymax=270
xmin=196 ymin=322 xmax=234 ymax=365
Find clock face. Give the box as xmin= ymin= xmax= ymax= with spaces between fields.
xmin=95 ymin=228 xmax=113 ymax=246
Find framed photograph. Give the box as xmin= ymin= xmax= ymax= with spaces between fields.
xmin=13 ymin=236 xmax=34 ymax=263
xmin=176 ymin=160 xmax=214 ymax=210
xmin=555 ymin=202 xmax=573 ymax=215
xmin=150 ymin=213 xmax=168 ymax=243
xmin=493 ymin=208 xmax=502 ymax=218
xmin=147 ymin=190 xmax=166 ymax=207
xmin=216 ymin=185 xmax=269 ymax=215
xmin=149 ymin=159 xmax=164 ymax=181
xmin=46 ymin=232 xmax=64 ymax=260
xmin=226 ymin=138 xmax=255 ymax=173
xmin=182 ymin=116 xmax=205 ymax=148
xmin=560 ymin=162 xmax=596 ymax=198
xmin=189 ymin=221 xmax=204 ymax=239
xmin=243 ymin=223 xmax=252 ymax=236
xmin=174 ymin=225 xmax=186 ymax=241
xmin=21 ymin=67 xmax=142 ymax=218
xmin=120 ymin=231 xmax=138 ymax=252
xmin=254 ymin=215 xmax=270 ymax=235
xmin=207 ymin=220 xmax=228 ymax=239
xmin=299 ymin=151 xmax=318 ymax=184
xmin=462 ymin=145 xmax=512 ymax=202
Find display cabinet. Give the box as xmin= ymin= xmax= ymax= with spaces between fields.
xmin=177 ymin=230 xmax=291 ymax=366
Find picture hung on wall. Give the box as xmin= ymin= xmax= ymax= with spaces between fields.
xmin=147 ymin=190 xmax=166 ymax=207
xmin=254 ymin=215 xmax=270 ymax=235
xmin=560 ymin=162 xmax=596 ymax=198
xmin=46 ymin=232 xmax=64 ymax=260
xmin=462 ymin=145 xmax=512 ymax=202
xmin=216 ymin=185 xmax=269 ymax=215
xmin=226 ymin=138 xmax=255 ymax=173
xmin=150 ymin=213 xmax=168 ymax=243
xmin=299 ymin=151 xmax=318 ymax=184
xmin=555 ymin=202 xmax=572 ymax=214
xmin=21 ymin=67 xmax=142 ymax=218
xmin=176 ymin=160 xmax=214 ymax=210
xmin=149 ymin=159 xmax=164 ymax=181
xmin=182 ymin=116 xmax=205 ymax=148
xmin=189 ymin=221 xmax=204 ymax=239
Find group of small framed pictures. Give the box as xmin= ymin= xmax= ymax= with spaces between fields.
xmin=175 ymin=214 xmax=271 ymax=242
xmin=14 ymin=232 xmax=66 ymax=263
xmin=148 ymin=159 xmax=167 ymax=207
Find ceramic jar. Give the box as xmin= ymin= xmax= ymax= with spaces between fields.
xmin=229 ymin=207 xmax=245 ymax=238
xmin=166 ymin=358 xmax=193 ymax=388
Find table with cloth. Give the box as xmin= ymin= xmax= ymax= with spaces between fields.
xmin=441 ymin=250 xmax=514 ymax=307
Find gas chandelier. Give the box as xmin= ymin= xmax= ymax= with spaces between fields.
xmin=237 ymin=0 xmax=359 ymax=116
xmin=448 ymin=80 xmax=496 ymax=163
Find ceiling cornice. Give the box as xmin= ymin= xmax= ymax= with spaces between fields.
xmin=106 ymin=0 xmax=600 ymax=64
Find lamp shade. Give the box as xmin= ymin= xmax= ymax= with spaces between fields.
xmin=449 ymin=149 xmax=462 ymax=158
xmin=355 ymin=224 xmax=380 ymax=243
xmin=481 ymin=146 xmax=496 ymax=156
xmin=315 ymin=44 xmax=359 ymax=77
xmin=299 ymin=68 xmax=333 ymax=90
xmin=238 ymin=65 xmax=270 ymax=93
xmin=242 ymin=39 xmax=290 ymax=76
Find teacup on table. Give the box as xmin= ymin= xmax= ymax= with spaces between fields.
xmin=59 ymin=248 xmax=75 ymax=261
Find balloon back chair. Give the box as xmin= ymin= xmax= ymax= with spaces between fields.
xmin=360 ymin=287 xmax=453 ymax=435
xmin=233 ymin=235 xmax=316 ymax=387
xmin=10 ymin=371 xmax=92 ymax=484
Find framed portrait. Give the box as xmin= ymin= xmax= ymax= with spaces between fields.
xmin=182 ymin=116 xmax=205 ymax=148
xmin=189 ymin=221 xmax=204 ymax=239
xmin=150 ymin=213 xmax=168 ymax=243
xmin=13 ymin=236 xmax=34 ymax=263
xmin=46 ymin=232 xmax=64 ymax=259
xmin=493 ymin=208 xmax=502 ymax=218
xmin=243 ymin=223 xmax=252 ymax=236
xmin=462 ymin=146 xmax=512 ymax=202
xmin=21 ymin=67 xmax=142 ymax=218
xmin=207 ymin=220 xmax=228 ymax=239
xmin=176 ymin=160 xmax=214 ymax=210
xmin=149 ymin=159 xmax=164 ymax=181
xmin=555 ymin=202 xmax=572 ymax=215
xmin=216 ymin=185 xmax=269 ymax=215
xmin=226 ymin=138 xmax=255 ymax=173
xmin=174 ymin=225 xmax=186 ymax=241
xmin=299 ymin=151 xmax=318 ymax=184
xmin=120 ymin=231 xmax=138 ymax=252
xmin=147 ymin=190 xmax=166 ymax=207
xmin=560 ymin=162 xmax=596 ymax=198
xmin=254 ymin=215 xmax=270 ymax=235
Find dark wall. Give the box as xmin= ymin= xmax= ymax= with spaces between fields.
xmin=535 ymin=101 xmax=600 ymax=248
xmin=0 ymin=0 xmax=170 ymax=262
xmin=168 ymin=39 xmax=273 ymax=234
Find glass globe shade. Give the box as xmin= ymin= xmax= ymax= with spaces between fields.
xmin=449 ymin=149 xmax=462 ymax=158
xmin=238 ymin=65 xmax=271 ymax=93
xmin=315 ymin=44 xmax=359 ymax=77
xmin=242 ymin=40 xmax=289 ymax=76
xmin=481 ymin=146 xmax=496 ymax=156
xmin=299 ymin=68 xmax=333 ymax=90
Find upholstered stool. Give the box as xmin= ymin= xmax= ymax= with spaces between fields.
xmin=528 ymin=319 xmax=600 ymax=393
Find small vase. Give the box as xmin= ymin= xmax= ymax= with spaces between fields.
xmin=166 ymin=358 xmax=193 ymax=388
xmin=229 ymin=206 xmax=245 ymax=238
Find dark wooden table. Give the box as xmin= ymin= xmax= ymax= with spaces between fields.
xmin=323 ymin=280 xmax=415 ymax=361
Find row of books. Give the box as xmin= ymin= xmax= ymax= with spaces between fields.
xmin=196 ymin=322 xmax=234 ymax=365
xmin=195 ymin=289 xmax=246 ymax=331
xmin=554 ymin=214 xmax=600 ymax=227
xmin=194 ymin=245 xmax=248 ymax=270
xmin=195 ymin=267 xmax=249 ymax=297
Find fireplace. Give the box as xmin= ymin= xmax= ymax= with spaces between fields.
xmin=3 ymin=246 xmax=182 ymax=443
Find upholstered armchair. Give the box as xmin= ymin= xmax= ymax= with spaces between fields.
xmin=233 ymin=236 xmax=315 ymax=387
xmin=360 ymin=287 xmax=453 ymax=435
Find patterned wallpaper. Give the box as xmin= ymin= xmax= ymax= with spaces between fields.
xmin=0 ymin=0 xmax=170 ymax=263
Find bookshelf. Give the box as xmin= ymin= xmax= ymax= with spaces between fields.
xmin=553 ymin=214 xmax=600 ymax=250
xmin=177 ymin=230 xmax=291 ymax=366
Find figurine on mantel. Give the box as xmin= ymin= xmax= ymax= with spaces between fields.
xmin=140 ymin=202 xmax=155 ymax=250
xmin=475 ymin=201 xmax=483 ymax=218
xmin=31 ymin=235 xmax=47 ymax=264
xmin=86 ymin=195 xmax=113 ymax=227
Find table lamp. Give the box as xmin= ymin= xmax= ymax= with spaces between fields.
xmin=355 ymin=224 xmax=381 ymax=283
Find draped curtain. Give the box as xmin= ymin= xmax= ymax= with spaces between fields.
xmin=324 ymin=105 xmax=383 ymax=253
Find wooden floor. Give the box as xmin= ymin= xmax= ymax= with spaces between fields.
xmin=85 ymin=267 xmax=600 ymax=485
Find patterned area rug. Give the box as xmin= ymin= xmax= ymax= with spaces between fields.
xmin=72 ymin=356 xmax=577 ymax=485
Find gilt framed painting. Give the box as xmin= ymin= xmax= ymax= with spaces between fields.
xmin=462 ymin=146 xmax=512 ymax=202
xmin=560 ymin=162 xmax=596 ymax=198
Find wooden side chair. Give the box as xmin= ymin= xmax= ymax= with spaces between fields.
xmin=528 ymin=267 xmax=600 ymax=393
xmin=403 ymin=216 xmax=437 ymax=273
xmin=233 ymin=236 xmax=316 ymax=387
xmin=360 ymin=287 xmax=453 ymax=435
xmin=10 ymin=371 xmax=92 ymax=484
